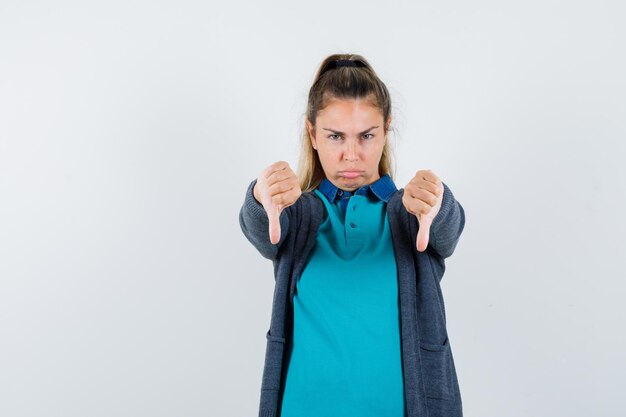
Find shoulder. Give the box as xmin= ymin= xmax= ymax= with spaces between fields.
xmin=297 ymin=190 xmax=324 ymax=211
xmin=387 ymin=188 xmax=406 ymax=213
xmin=282 ymin=189 xmax=325 ymax=224
xmin=386 ymin=188 xmax=416 ymax=234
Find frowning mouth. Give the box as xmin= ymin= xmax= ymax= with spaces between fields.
xmin=339 ymin=171 xmax=363 ymax=178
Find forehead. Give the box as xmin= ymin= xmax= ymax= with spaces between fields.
xmin=317 ymin=96 xmax=383 ymax=125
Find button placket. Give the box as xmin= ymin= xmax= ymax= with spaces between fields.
xmin=345 ymin=196 xmax=364 ymax=242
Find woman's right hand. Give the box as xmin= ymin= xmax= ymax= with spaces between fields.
xmin=253 ymin=161 xmax=302 ymax=244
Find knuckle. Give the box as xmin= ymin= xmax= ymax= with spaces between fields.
xmin=269 ymin=160 xmax=287 ymax=172
xmin=272 ymin=183 xmax=285 ymax=194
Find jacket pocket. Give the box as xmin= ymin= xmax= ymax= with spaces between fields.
xmin=261 ymin=329 xmax=286 ymax=393
xmin=418 ymin=338 xmax=453 ymax=400
xmin=266 ymin=329 xmax=286 ymax=343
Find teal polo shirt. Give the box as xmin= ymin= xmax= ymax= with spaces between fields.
xmin=280 ymin=175 xmax=405 ymax=417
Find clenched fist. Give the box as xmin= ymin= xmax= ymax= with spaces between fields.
xmin=253 ymin=161 xmax=302 ymax=245
xmin=402 ymin=169 xmax=444 ymax=252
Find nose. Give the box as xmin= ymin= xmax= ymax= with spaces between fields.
xmin=344 ymin=139 xmax=358 ymax=161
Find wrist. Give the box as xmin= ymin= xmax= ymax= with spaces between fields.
xmin=253 ymin=183 xmax=262 ymax=204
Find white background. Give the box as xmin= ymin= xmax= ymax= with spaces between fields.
xmin=1 ymin=1 xmax=625 ymax=416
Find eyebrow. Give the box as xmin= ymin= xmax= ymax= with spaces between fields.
xmin=322 ymin=126 xmax=379 ymax=135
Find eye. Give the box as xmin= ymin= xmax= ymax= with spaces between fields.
xmin=362 ymin=133 xmax=374 ymax=140
xmin=328 ymin=134 xmax=342 ymax=141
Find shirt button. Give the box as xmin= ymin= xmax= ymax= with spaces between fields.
xmin=350 ymin=222 xmax=357 ymax=228
xmin=352 ymin=205 xmax=357 ymax=210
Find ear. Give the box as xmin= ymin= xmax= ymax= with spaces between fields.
xmin=306 ymin=119 xmax=317 ymax=150
xmin=385 ymin=115 xmax=392 ymax=132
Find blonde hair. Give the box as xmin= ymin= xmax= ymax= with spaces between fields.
xmin=296 ymin=53 xmax=396 ymax=193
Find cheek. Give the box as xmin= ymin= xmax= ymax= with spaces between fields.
xmin=319 ymin=147 xmax=340 ymax=159
xmin=365 ymin=141 xmax=384 ymax=155
xmin=317 ymin=150 xmax=333 ymax=166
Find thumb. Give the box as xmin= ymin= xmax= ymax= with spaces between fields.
xmin=267 ymin=203 xmax=282 ymax=245
xmin=416 ymin=213 xmax=432 ymax=252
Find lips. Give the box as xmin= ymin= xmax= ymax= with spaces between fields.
xmin=340 ymin=171 xmax=363 ymax=179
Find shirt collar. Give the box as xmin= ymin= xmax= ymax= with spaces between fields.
xmin=317 ymin=174 xmax=398 ymax=203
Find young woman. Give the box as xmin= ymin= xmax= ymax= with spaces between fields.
xmin=239 ymin=53 xmax=466 ymax=417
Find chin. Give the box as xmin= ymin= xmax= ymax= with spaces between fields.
xmin=339 ymin=177 xmax=364 ymax=188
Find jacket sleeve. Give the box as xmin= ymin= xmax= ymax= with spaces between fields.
xmin=427 ymin=182 xmax=466 ymax=259
xmin=239 ymin=178 xmax=290 ymax=261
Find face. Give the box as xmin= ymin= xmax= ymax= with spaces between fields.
xmin=306 ymin=96 xmax=390 ymax=192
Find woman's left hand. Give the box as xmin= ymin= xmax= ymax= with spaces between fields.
xmin=402 ymin=169 xmax=444 ymax=252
